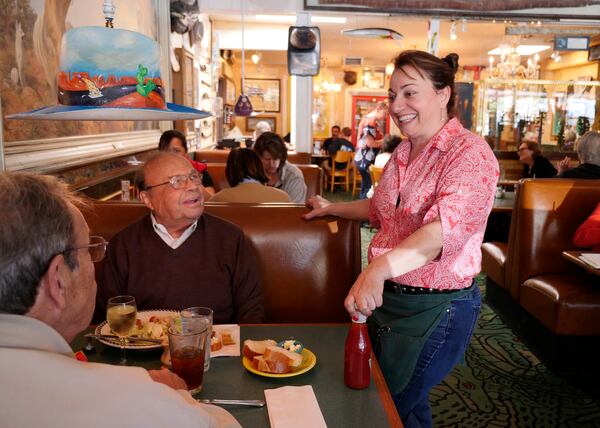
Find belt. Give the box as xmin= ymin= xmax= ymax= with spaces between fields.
xmin=383 ymin=281 xmax=459 ymax=295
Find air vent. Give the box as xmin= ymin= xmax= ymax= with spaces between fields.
xmin=344 ymin=56 xmax=363 ymax=66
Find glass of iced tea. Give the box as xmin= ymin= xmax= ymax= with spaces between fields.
xmin=180 ymin=307 xmax=213 ymax=371
xmin=106 ymin=295 xmax=137 ymax=365
xmin=168 ymin=323 xmax=208 ymax=394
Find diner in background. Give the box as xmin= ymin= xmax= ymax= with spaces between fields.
xmin=252 ymin=120 xmax=272 ymax=141
xmin=254 ymin=132 xmax=307 ymax=203
xmin=355 ymin=102 xmax=388 ymax=199
xmin=517 ymin=139 xmax=557 ymax=178
xmin=209 ymin=148 xmax=291 ymax=203
xmin=556 ymin=131 xmax=600 ymax=179
xmin=96 ymin=153 xmax=264 ymax=324
xmin=158 ymin=129 xmax=216 ymax=198
xmin=304 ymin=50 xmax=498 ymax=428
xmin=321 ymin=125 xmax=355 ymax=172
xmin=0 ymin=172 xmax=241 ymax=428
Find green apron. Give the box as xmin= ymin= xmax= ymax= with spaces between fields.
xmin=367 ymin=283 xmax=474 ymax=395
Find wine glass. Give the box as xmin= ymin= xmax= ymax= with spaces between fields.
xmin=107 ymin=295 xmax=137 ymax=365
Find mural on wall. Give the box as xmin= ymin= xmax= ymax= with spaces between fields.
xmin=1 ymin=0 xmax=158 ymax=142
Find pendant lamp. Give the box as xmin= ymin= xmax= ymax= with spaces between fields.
xmin=234 ymin=0 xmax=253 ymax=116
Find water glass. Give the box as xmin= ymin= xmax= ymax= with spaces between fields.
xmin=168 ymin=324 xmax=208 ymax=394
xmin=180 ymin=307 xmax=213 ymax=371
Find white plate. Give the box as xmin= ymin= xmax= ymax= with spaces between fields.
xmin=95 ymin=309 xmax=179 ymax=350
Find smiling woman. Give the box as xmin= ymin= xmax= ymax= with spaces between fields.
xmin=304 ymin=50 xmax=499 ymax=427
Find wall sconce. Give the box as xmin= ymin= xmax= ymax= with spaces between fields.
xmin=251 ymin=53 xmax=261 ymax=64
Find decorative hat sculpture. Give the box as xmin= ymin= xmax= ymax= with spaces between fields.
xmin=8 ymin=2 xmax=209 ymax=121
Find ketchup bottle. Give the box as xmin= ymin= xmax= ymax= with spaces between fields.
xmin=344 ymin=312 xmax=372 ymax=389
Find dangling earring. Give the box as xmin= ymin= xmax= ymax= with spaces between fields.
xmin=440 ymin=107 xmax=445 ymax=123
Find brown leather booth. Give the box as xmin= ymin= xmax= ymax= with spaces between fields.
xmin=194 ymin=150 xmax=312 ymax=165
xmin=481 ymin=179 xmax=600 ymax=366
xmin=205 ymin=163 xmax=322 ymax=201
xmin=83 ymin=201 xmax=361 ymax=323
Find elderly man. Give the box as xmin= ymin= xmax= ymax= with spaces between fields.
xmin=557 ymin=131 xmax=600 ymax=179
xmin=97 ymin=153 xmax=263 ymax=323
xmin=0 ymin=173 xmax=240 ymax=428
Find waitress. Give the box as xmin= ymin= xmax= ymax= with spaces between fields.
xmin=304 ymin=50 xmax=498 ymax=428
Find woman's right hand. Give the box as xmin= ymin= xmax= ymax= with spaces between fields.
xmin=557 ymin=156 xmax=571 ymax=174
xmin=303 ymin=195 xmax=331 ymax=220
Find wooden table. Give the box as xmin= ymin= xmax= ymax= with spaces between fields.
xmin=311 ymin=154 xmax=330 ymax=166
xmin=562 ymin=251 xmax=600 ymax=276
xmin=492 ymin=191 xmax=515 ymax=213
xmin=72 ymin=324 xmax=402 ymax=428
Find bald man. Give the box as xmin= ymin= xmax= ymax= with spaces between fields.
xmin=96 ymin=153 xmax=264 ymax=323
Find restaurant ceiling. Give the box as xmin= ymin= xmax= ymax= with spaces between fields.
xmin=212 ymin=13 xmax=570 ymax=67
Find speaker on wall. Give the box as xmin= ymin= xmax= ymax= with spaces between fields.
xmin=288 ymin=26 xmax=320 ymax=76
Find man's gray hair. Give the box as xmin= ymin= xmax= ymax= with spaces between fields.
xmin=0 ymin=173 xmax=83 ymax=314
xmin=577 ymin=131 xmax=600 ymax=166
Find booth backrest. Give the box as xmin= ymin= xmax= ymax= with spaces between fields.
xmin=83 ymin=201 xmax=361 ymax=323
xmin=508 ymin=179 xmax=600 ymax=300
xmin=194 ymin=150 xmax=312 ymax=165
xmin=206 ymin=163 xmax=322 ymax=200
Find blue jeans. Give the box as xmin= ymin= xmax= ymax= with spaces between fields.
xmin=393 ymin=285 xmax=481 ymax=428
xmin=358 ymin=166 xmax=372 ymax=199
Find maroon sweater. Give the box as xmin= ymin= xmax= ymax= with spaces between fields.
xmin=96 ymin=214 xmax=264 ymax=324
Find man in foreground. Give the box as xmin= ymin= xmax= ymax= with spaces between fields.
xmin=97 ymin=153 xmax=264 ymax=323
xmin=0 ymin=172 xmax=240 ymax=428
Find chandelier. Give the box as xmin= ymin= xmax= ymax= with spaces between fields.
xmin=314 ymin=80 xmax=341 ymax=95
xmin=488 ymin=44 xmax=540 ymax=80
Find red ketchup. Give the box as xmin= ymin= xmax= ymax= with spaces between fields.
xmin=344 ymin=312 xmax=372 ymax=389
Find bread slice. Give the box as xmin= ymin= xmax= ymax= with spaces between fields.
xmin=221 ymin=331 xmax=236 ymax=345
xmin=243 ymin=339 xmax=277 ymax=360
xmin=253 ymin=355 xmax=292 ymax=374
xmin=263 ymin=346 xmax=303 ymax=369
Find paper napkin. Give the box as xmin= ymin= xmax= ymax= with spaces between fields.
xmin=264 ymin=385 xmax=327 ymax=428
xmin=580 ymin=253 xmax=600 ymax=269
xmin=211 ymin=324 xmax=240 ymax=357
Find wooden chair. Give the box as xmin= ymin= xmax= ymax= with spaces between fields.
xmin=369 ymin=166 xmax=384 ymax=191
xmin=325 ymin=151 xmax=353 ymax=192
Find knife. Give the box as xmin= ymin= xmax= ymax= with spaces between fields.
xmin=197 ymin=399 xmax=265 ymax=407
xmin=84 ymin=333 xmax=164 ymax=344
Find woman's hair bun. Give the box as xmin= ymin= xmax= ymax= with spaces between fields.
xmin=443 ymin=53 xmax=459 ymax=73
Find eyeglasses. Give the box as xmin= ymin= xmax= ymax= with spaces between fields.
xmin=517 ymin=147 xmax=529 ymax=153
xmin=64 ymin=235 xmax=108 ymax=263
xmin=144 ymin=172 xmax=203 ymax=191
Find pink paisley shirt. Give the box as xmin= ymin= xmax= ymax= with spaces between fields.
xmin=368 ymin=118 xmax=499 ymax=290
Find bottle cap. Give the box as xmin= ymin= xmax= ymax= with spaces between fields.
xmin=352 ymin=312 xmax=367 ymax=323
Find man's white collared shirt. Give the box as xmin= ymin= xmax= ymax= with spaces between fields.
xmin=151 ymin=214 xmax=198 ymax=249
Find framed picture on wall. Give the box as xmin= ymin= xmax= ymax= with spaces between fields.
xmin=242 ymin=78 xmax=280 ymax=112
xmin=247 ymin=116 xmax=276 ymax=132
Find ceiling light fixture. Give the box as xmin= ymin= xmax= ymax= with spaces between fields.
xmin=385 ymin=62 xmax=395 ymax=75
xmin=450 ymin=20 xmax=457 ymax=41
xmin=255 ymin=15 xmax=346 ymax=24
xmin=488 ymin=44 xmax=550 ymax=56
xmin=488 ymin=41 xmax=541 ymax=79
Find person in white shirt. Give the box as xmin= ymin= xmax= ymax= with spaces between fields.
xmin=367 ymin=134 xmax=402 ymax=198
xmin=0 ymin=172 xmax=241 ymax=428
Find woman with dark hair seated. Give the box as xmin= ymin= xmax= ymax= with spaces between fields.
xmin=209 ymin=148 xmax=291 ymax=203
xmin=253 ymin=132 xmax=307 ymax=203
xmin=517 ymin=139 xmax=557 ymax=178
xmin=158 ymin=130 xmax=216 ymax=199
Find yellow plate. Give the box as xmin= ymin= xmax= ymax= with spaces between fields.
xmin=242 ymin=348 xmax=317 ymax=378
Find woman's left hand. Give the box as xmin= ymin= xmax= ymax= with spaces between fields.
xmin=344 ymin=266 xmax=386 ymax=318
